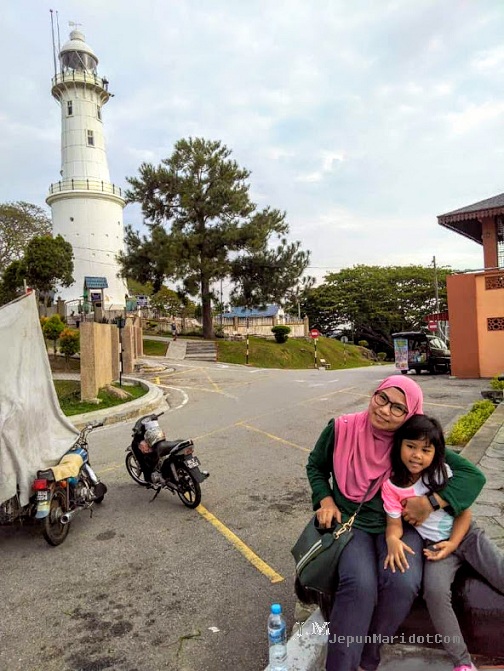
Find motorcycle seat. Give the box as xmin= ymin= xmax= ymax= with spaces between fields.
xmin=37 ymin=469 xmax=55 ymax=481
xmin=155 ymin=438 xmax=194 ymax=457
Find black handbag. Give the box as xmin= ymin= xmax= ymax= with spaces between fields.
xmin=291 ymin=484 xmax=373 ymax=599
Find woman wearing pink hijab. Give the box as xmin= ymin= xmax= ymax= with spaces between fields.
xmin=306 ymin=375 xmax=485 ymax=671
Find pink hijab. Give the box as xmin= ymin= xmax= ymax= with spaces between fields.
xmin=333 ymin=375 xmax=423 ymax=502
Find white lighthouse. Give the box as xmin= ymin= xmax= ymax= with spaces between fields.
xmin=46 ymin=28 xmax=128 ymax=312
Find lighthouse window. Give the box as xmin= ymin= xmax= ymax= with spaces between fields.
xmin=67 ymin=101 xmax=73 ymax=116
xmin=97 ymin=105 xmax=102 ymax=121
xmin=87 ymin=130 xmax=95 ymax=146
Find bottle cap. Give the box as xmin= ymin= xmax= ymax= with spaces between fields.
xmin=271 ymin=603 xmax=282 ymax=614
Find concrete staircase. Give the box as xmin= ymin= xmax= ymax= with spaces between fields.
xmin=184 ymin=340 xmax=217 ymax=362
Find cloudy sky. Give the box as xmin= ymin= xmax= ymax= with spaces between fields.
xmin=2 ymin=0 xmax=504 ymax=288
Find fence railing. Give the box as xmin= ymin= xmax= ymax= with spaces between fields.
xmin=52 ymin=71 xmax=109 ymax=91
xmin=48 ymin=179 xmax=123 ymax=197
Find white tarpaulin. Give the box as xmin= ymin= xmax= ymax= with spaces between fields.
xmin=0 ymin=292 xmax=78 ymax=506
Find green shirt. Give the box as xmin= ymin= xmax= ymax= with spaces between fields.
xmin=306 ymin=419 xmax=486 ymax=534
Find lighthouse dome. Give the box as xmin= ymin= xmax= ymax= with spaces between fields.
xmin=60 ymin=30 xmax=99 ymax=73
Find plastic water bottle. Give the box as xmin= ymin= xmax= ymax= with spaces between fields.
xmin=268 ymin=603 xmax=287 ymax=670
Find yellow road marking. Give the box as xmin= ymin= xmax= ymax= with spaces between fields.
xmin=155 ymin=383 xmax=234 ymax=398
xmin=203 ymin=368 xmax=222 ymax=394
xmin=237 ymin=422 xmax=310 ymax=453
xmin=196 ymin=504 xmax=284 ymax=584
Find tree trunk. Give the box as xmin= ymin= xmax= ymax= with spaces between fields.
xmin=201 ymin=277 xmax=214 ymax=339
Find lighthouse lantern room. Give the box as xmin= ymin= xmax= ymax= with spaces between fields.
xmin=46 ymin=28 xmax=128 ymax=311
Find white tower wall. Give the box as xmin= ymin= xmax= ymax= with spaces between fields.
xmin=47 ymin=29 xmax=128 ymax=310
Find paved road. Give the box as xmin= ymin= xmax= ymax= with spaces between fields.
xmin=0 ymin=363 xmax=489 ymax=671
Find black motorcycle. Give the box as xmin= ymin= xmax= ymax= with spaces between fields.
xmin=0 ymin=421 xmax=107 ymax=546
xmin=125 ymin=412 xmax=208 ymax=508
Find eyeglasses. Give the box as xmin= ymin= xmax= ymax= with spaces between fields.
xmin=373 ymin=391 xmax=408 ymax=418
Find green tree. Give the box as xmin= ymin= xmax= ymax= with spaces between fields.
xmin=127 ymin=278 xmax=153 ymax=297
xmin=150 ymin=286 xmax=183 ymax=316
xmin=302 ymin=265 xmax=451 ymax=354
xmin=271 ymin=325 xmax=291 ymax=343
xmin=23 ymin=235 xmax=74 ymax=306
xmin=0 ymin=260 xmax=25 ymax=305
xmin=59 ymin=327 xmax=80 ymax=367
xmin=43 ymin=314 xmax=65 ymax=357
xmin=229 ymin=238 xmax=310 ymax=310
xmin=124 ymin=137 xmax=309 ymax=338
xmin=0 ymin=201 xmax=52 ymax=275
xmin=119 ymin=224 xmax=175 ymax=294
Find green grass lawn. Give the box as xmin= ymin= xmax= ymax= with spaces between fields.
xmin=54 ymin=380 xmax=148 ymax=416
xmin=143 ymin=339 xmax=168 ymax=356
xmin=216 ymin=336 xmax=377 ymax=369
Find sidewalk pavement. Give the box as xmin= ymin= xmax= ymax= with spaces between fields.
xmin=270 ymin=402 xmax=504 ymax=671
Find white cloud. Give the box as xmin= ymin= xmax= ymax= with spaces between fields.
xmin=446 ymin=101 xmax=504 ymax=135
xmin=471 ymin=46 xmax=504 ymax=71
xmin=1 ymin=0 xmax=503 ymax=280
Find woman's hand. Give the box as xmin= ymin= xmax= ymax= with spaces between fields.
xmin=423 ymin=540 xmax=457 ymax=561
xmin=401 ymin=495 xmax=431 ymax=525
xmin=384 ymin=537 xmax=416 ymax=573
xmin=316 ymin=496 xmax=341 ymax=528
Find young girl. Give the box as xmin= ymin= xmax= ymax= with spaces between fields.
xmin=382 ymin=414 xmax=504 ymax=671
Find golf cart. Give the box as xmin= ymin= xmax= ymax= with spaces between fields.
xmin=392 ymin=331 xmax=451 ymax=375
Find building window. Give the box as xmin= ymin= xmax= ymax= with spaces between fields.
xmin=67 ymin=101 xmax=73 ymax=116
xmin=485 ymin=275 xmax=504 ymax=290
xmin=487 ymin=317 xmax=504 ymax=331
xmin=87 ymin=130 xmax=94 ymax=146
xmin=97 ymin=105 xmax=102 ymax=121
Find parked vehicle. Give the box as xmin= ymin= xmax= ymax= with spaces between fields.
xmin=125 ymin=413 xmax=209 ymax=508
xmin=392 ymin=331 xmax=451 ymax=375
xmin=0 ymin=422 xmax=107 ymax=546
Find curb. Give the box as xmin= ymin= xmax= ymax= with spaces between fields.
xmin=265 ymin=609 xmax=328 ymax=671
xmin=460 ymin=401 xmax=504 ymax=466
xmin=68 ymin=377 xmax=168 ymax=429
xmin=271 ymin=402 xmax=504 ymax=671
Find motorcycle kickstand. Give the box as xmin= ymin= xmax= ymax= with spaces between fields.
xmin=149 ymin=486 xmax=162 ymax=502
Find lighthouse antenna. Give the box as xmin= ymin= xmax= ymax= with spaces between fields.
xmin=49 ymin=10 xmax=57 ymax=77
xmin=55 ymin=10 xmax=61 ymax=58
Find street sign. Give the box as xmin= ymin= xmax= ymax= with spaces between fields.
xmin=340 ymin=336 xmax=349 ymax=343
xmin=310 ymin=329 xmax=321 ymax=339
xmin=428 ymin=321 xmax=437 ymax=332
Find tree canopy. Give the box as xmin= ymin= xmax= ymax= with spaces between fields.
xmin=0 ymin=234 xmax=74 ymax=307
xmin=0 ymin=201 xmax=52 ymax=275
xmin=301 ymin=264 xmax=451 ymax=353
xmin=122 ymin=137 xmax=310 ymax=338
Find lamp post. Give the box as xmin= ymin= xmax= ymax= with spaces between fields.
xmin=116 ymin=314 xmax=125 ymax=386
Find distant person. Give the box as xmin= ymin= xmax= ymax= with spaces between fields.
xmin=383 ymin=414 xmax=504 ymax=671
xmin=171 ymin=320 xmax=177 ymax=341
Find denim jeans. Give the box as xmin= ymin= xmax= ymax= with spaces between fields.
xmin=423 ymin=523 xmax=504 ymax=666
xmin=326 ymin=525 xmax=423 ymax=671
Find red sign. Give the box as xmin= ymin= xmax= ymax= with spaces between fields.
xmin=310 ymin=329 xmax=321 ymax=339
xmin=428 ymin=321 xmax=437 ymax=332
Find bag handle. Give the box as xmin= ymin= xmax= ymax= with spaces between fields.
xmin=332 ymin=480 xmax=377 ymax=537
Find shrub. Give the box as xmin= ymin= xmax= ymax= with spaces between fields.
xmin=377 ymin=352 xmax=387 ymax=361
xmin=271 ymin=325 xmax=291 ymax=343
xmin=42 ymin=314 xmax=65 ymax=356
xmin=446 ymin=400 xmax=495 ymax=446
xmin=358 ymin=340 xmax=369 ymax=348
xmin=59 ymin=328 xmax=80 ymax=364
xmin=490 ymin=375 xmax=504 ymax=391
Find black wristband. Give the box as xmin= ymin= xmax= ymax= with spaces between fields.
xmin=427 ymin=492 xmax=440 ymax=511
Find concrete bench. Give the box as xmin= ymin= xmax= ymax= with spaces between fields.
xmin=319 ymin=359 xmax=331 ymax=370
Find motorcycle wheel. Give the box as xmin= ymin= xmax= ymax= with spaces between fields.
xmin=125 ymin=452 xmax=149 ymax=487
xmin=42 ymin=485 xmax=70 ymax=546
xmin=175 ymin=464 xmax=201 ymax=509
